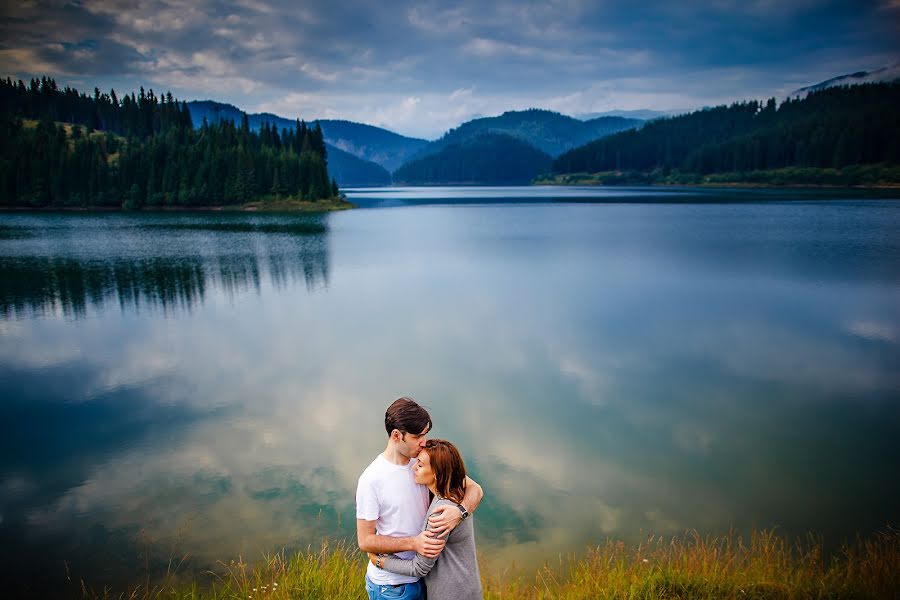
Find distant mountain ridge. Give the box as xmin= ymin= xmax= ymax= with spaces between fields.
xmin=577 ymin=109 xmax=681 ymax=121
xmin=413 ymin=108 xmax=641 ymax=161
xmin=187 ymin=101 xmax=392 ymax=186
xmin=790 ymin=63 xmax=900 ymax=96
xmin=312 ymin=119 xmax=428 ymax=172
xmin=187 ymin=101 xmax=427 ymax=172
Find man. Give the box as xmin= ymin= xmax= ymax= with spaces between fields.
xmin=356 ymin=397 xmax=484 ymax=600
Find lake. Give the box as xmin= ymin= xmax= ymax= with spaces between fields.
xmin=1 ymin=186 xmax=898 ymax=594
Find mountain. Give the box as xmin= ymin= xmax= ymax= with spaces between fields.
xmin=577 ymin=109 xmax=679 ymax=121
xmin=187 ymin=100 xmax=426 ymax=171
xmin=790 ymin=63 xmax=900 ymax=96
xmin=393 ymin=133 xmax=553 ymax=185
xmin=553 ymin=82 xmax=900 ymax=177
xmin=326 ymin=145 xmax=391 ymax=186
xmin=412 ymin=109 xmax=641 ymax=160
xmin=313 ymin=120 xmax=428 ymax=172
xmin=187 ymin=100 xmax=391 ymax=186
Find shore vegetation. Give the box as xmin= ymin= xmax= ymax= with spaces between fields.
xmin=1 ymin=77 xmax=340 ymax=209
xmin=77 ymin=527 xmax=899 ymax=600
xmin=535 ymin=164 xmax=900 ymax=188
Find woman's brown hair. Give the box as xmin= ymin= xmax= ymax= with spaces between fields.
xmin=423 ymin=439 xmax=467 ymax=504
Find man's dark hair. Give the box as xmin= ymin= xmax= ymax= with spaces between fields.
xmin=385 ymin=397 xmax=432 ymax=437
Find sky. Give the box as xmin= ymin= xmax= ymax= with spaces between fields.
xmin=1 ymin=0 xmax=898 ymax=139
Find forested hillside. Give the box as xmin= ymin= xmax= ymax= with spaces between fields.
xmin=0 ymin=77 xmax=338 ymax=208
xmin=413 ymin=109 xmax=641 ymax=160
xmin=324 ymin=144 xmax=391 ymax=186
xmin=393 ymin=133 xmax=552 ymax=184
xmin=552 ymin=83 xmax=900 ymax=178
xmin=188 ymin=100 xmax=424 ymax=173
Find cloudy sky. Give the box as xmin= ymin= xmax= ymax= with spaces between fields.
xmin=1 ymin=0 xmax=898 ymax=139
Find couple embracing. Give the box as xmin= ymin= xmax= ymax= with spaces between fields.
xmin=356 ymin=397 xmax=484 ymax=600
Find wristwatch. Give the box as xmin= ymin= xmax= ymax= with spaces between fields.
xmin=456 ymin=503 xmax=469 ymax=521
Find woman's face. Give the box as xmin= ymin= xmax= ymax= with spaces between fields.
xmin=413 ymin=449 xmax=436 ymax=487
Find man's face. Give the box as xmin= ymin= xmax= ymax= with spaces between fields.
xmin=398 ymin=424 xmax=429 ymax=458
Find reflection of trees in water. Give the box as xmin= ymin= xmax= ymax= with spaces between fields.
xmin=0 ymin=257 xmax=208 ymax=318
xmin=0 ymin=230 xmax=330 ymax=319
xmin=268 ymin=234 xmax=329 ymax=292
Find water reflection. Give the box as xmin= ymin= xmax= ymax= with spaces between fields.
xmin=0 ymin=213 xmax=330 ymax=319
xmin=1 ymin=199 xmax=899 ymax=597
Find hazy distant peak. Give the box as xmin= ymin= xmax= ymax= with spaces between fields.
xmin=578 ymin=109 xmax=682 ymax=120
xmin=790 ymin=63 xmax=900 ymax=96
xmin=185 ymin=100 xmax=428 ymax=172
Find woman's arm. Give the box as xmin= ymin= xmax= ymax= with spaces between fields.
xmin=376 ymin=510 xmax=444 ymax=577
xmin=380 ymin=549 xmax=436 ymax=578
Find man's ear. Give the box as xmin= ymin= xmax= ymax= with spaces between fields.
xmin=390 ymin=429 xmax=401 ymax=442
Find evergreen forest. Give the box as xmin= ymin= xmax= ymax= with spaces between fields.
xmin=393 ymin=133 xmax=553 ymax=184
xmin=0 ymin=77 xmax=338 ymax=208
xmin=552 ymin=82 xmax=900 ymax=181
xmin=412 ymin=108 xmax=641 ymax=160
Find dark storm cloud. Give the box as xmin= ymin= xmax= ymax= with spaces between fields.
xmin=1 ymin=0 xmax=897 ymax=137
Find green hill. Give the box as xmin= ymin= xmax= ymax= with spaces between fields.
xmin=414 ymin=109 xmax=641 ymax=160
xmin=393 ymin=133 xmax=553 ymax=185
xmin=324 ymin=144 xmax=391 ymax=186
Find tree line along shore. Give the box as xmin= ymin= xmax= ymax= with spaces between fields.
xmin=542 ymin=82 xmax=900 ymax=188
xmin=0 ymin=77 xmax=343 ymax=210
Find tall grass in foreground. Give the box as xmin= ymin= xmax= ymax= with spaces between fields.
xmin=83 ymin=527 xmax=899 ymax=600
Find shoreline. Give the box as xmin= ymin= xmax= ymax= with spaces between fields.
xmin=0 ymin=197 xmax=356 ymax=213
xmin=533 ymin=166 xmax=900 ymax=190
xmin=63 ymin=527 xmax=899 ymax=600
xmin=533 ymin=180 xmax=900 ymax=190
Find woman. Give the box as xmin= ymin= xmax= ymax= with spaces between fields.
xmin=368 ymin=438 xmax=482 ymax=600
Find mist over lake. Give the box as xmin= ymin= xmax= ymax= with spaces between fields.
xmin=1 ymin=187 xmax=898 ymax=593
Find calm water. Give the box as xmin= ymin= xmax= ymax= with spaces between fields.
xmin=1 ymin=186 xmax=899 ymax=594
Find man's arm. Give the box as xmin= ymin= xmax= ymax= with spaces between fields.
xmin=428 ymin=475 xmax=484 ymax=534
xmin=356 ymin=519 xmax=445 ymax=558
xmin=461 ymin=475 xmax=484 ymax=512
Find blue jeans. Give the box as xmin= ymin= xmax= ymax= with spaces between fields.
xmin=365 ymin=575 xmax=424 ymax=600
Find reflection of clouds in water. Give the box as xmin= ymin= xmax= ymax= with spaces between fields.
xmin=27 ymin=433 xmax=353 ymax=563
xmin=846 ymin=319 xmax=896 ymax=343
xmin=28 ymin=245 xmax=892 ymax=566
xmin=684 ymin=317 xmax=898 ymax=394
xmin=0 ymin=319 xmax=85 ymax=371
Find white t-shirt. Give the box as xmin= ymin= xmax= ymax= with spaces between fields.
xmin=356 ymin=454 xmax=430 ymax=585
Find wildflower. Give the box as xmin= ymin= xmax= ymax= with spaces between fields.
xmin=642 ymin=558 xmax=649 ymax=563
xmin=273 ymin=583 xmax=278 ymax=587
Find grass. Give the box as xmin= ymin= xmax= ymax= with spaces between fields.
xmin=78 ymin=527 xmax=899 ymax=600
xmin=235 ymin=196 xmax=355 ymax=212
